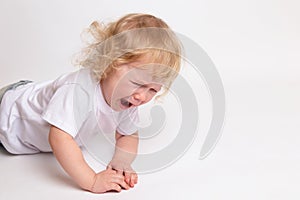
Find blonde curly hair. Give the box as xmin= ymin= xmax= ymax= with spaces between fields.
xmin=75 ymin=13 xmax=182 ymax=92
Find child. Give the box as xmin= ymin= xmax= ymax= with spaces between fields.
xmin=0 ymin=13 xmax=182 ymax=193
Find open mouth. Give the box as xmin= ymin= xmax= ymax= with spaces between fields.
xmin=120 ymin=98 xmax=133 ymax=109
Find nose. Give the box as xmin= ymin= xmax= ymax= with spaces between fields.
xmin=132 ymin=93 xmax=146 ymax=105
xmin=132 ymin=90 xmax=152 ymax=106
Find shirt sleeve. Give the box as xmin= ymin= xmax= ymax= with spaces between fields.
xmin=117 ymin=107 xmax=139 ymax=135
xmin=41 ymin=83 xmax=91 ymax=138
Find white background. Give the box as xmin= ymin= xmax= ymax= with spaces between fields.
xmin=0 ymin=0 xmax=300 ymax=199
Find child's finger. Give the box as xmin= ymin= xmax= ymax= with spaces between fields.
xmin=111 ymin=175 xmax=130 ymax=190
xmin=133 ymin=173 xmax=138 ymax=184
xmin=124 ymin=172 xmax=131 ymax=184
xmin=130 ymin=173 xmax=138 ymax=187
xmin=109 ymin=183 xmax=122 ymax=192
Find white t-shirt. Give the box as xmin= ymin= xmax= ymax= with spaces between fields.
xmin=0 ymin=68 xmax=139 ymax=154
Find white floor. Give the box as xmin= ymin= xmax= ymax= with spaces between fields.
xmin=1 ymin=80 xmax=300 ymax=200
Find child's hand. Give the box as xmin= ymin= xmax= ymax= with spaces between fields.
xmin=91 ymin=168 xmax=130 ymax=193
xmin=107 ymin=160 xmax=138 ymax=188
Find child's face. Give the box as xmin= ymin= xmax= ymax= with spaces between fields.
xmin=101 ymin=62 xmax=163 ymax=111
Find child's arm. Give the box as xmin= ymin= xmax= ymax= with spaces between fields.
xmin=48 ymin=126 xmax=129 ymax=193
xmin=108 ymin=131 xmax=139 ymax=187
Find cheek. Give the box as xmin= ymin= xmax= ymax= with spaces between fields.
xmin=144 ymin=92 xmax=156 ymax=103
xmin=111 ymin=83 xmax=135 ymax=99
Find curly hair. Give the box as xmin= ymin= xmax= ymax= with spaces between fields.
xmin=75 ymin=13 xmax=182 ymax=92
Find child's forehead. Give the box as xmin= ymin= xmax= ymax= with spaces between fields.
xmin=126 ymin=66 xmax=154 ymax=79
xmin=123 ymin=65 xmax=164 ymax=84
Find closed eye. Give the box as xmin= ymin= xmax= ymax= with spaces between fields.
xmin=150 ymin=88 xmax=158 ymax=93
xmin=130 ymin=80 xmax=160 ymax=93
xmin=130 ymin=81 xmax=149 ymax=89
xmin=130 ymin=81 xmax=143 ymax=87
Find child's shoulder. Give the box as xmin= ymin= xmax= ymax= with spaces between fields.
xmin=53 ymin=68 xmax=95 ymax=87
